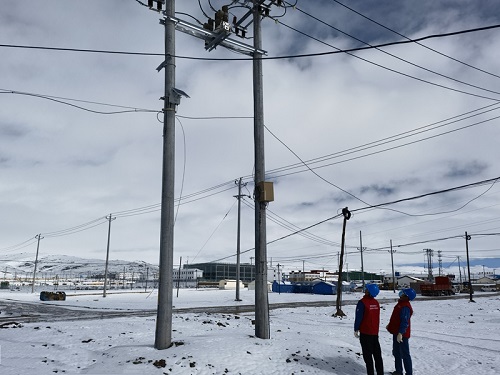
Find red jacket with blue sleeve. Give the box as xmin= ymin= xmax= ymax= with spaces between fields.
xmin=354 ymin=295 xmax=380 ymax=335
xmin=387 ymin=299 xmax=413 ymax=338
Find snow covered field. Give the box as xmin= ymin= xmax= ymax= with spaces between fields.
xmin=0 ymin=289 xmax=499 ymax=374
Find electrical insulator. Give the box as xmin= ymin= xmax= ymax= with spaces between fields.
xmin=222 ymin=5 xmax=229 ymax=22
xmin=258 ymin=5 xmax=270 ymax=16
xmin=147 ymin=0 xmax=163 ymax=11
xmin=215 ymin=9 xmax=224 ymax=28
xmin=203 ymin=18 xmax=214 ymax=31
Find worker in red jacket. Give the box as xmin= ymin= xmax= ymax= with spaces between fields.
xmin=386 ymin=288 xmax=416 ymax=375
xmin=354 ymin=283 xmax=384 ymax=375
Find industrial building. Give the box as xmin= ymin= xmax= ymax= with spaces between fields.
xmin=183 ymin=262 xmax=256 ymax=283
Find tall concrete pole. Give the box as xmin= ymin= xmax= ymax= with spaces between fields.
xmin=31 ymin=234 xmax=42 ymax=294
xmin=235 ymin=178 xmax=243 ymax=302
xmin=155 ymin=0 xmax=176 ymax=350
xmin=253 ymin=1 xmax=270 ymax=340
xmin=103 ymin=214 xmax=115 ymax=298
xmin=335 ymin=207 xmax=350 ymax=317
xmin=465 ymin=232 xmax=475 ymax=302
xmin=359 ymin=230 xmax=365 ymax=289
xmin=390 ymin=240 xmax=396 ymax=293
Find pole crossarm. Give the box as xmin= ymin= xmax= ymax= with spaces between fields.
xmin=162 ymin=15 xmax=266 ymax=56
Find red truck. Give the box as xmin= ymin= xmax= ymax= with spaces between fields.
xmin=420 ymin=276 xmax=455 ymax=296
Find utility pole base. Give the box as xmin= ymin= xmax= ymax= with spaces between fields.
xmin=333 ymin=309 xmax=346 ymax=317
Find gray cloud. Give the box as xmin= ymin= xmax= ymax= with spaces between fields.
xmin=0 ymin=123 xmax=30 ymax=138
xmin=359 ymin=184 xmax=396 ymax=197
xmin=444 ymin=160 xmax=488 ymax=178
xmin=0 ymin=0 xmax=499 ymax=274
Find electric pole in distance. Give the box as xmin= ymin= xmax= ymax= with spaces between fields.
xmin=234 ymin=177 xmax=248 ymax=302
xmin=103 ymin=214 xmax=116 ymax=298
xmin=389 ymin=240 xmax=397 ymax=293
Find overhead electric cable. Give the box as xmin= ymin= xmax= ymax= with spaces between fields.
xmin=41 ymin=217 xmax=108 ymax=238
xmin=266 ymin=111 xmax=500 ymax=180
xmin=0 ymin=89 xmax=156 ymax=114
xmin=330 ymin=0 xmax=500 ymax=80
xmin=351 ymin=177 xmax=500 ymax=214
xmin=272 ymin=19 xmax=500 ymax=101
xmin=0 ymin=237 xmax=37 ymax=252
xmin=266 ymin=102 xmax=500 ymax=176
xmin=191 ymin=200 xmax=238 ymax=264
xmin=2 ymin=23 xmax=500 ymax=61
xmin=288 ymin=4 xmax=500 ymax=97
xmin=241 ymin=198 xmax=340 ymax=247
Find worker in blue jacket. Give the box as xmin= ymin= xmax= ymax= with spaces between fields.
xmin=386 ymin=288 xmax=416 ymax=375
xmin=354 ymin=283 xmax=384 ymax=375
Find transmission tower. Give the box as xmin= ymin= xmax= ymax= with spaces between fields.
xmin=438 ymin=250 xmax=443 ymax=276
xmin=424 ymin=248 xmax=434 ymax=281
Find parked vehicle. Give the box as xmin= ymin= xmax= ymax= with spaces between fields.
xmin=40 ymin=291 xmax=66 ymax=301
xmin=420 ymin=276 xmax=455 ymax=296
xmin=480 ymin=285 xmax=497 ymax=292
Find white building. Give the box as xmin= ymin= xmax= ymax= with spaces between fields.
xmin=218 ymin=279 xmax=245 ymax=290
xmin=288 ymin=270 xmax=336 ymax=283
xmin=173 ymin=268 xmax=203 ymax=288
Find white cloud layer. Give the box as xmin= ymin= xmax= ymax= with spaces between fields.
xmin=1 ymin=1 xmax=500 ymax=276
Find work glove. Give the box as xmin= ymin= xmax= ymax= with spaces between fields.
xmin=354 ymin=331 xmax=360 ymax=338
xmin=397 ymin=333 xmax=403 ymax=343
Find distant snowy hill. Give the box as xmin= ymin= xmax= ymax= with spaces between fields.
xmin=1 ymin=252 xmax=159 ymax=278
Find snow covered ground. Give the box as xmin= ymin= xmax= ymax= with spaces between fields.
xmin=0 ymin=289 xmax=499 ymax=374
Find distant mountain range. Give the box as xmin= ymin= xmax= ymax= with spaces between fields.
xmin=399 ymin=257 xmax=500 ymax=278
xmin=0 ymin=252 xmax=159 ymax=279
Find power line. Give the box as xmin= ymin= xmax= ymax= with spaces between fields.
xmin=0 ymin=89 xmax=156 ymax=114
xmin=272 ymin=18 xmax=500 ymax=101
xmin=288 ymin=4 xmax=500 ymax=97
xmin=2 ymin=23 xmax=500 ymax=61
xmin=1 ymin=88 xmax=255 ymax=120
xmin=41 ymin=217 xmax=108 ymax=238
xmin=241 ymin=198 xmax=341 ymax=247
xmin=265 ymin=108 xmax=500 ymax=180
xmin=351 ymin=177 xmax=500 ymax=215
xmin=0 ymin=237 xmax=37 ymax=252
xmin=330 ymin=0 xmax=500 ymax=80
xmin=266 ymin=102 xmax=500 ymax=177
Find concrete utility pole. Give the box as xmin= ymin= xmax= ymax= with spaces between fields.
xmin=253 ymin=1 xmax=270 ymax=339
xmin=234 ymin=177 xmax=247 ymax=302
xmin=359 ymin=231 xmax=365 ymax=289
xmin=389 ymin=240 xmax=396 ymax=293
xmin=334 ymin=207 xmax=351 ymax=317
xmin=103 ymin=214 xmax=115 ymax=298
xmin=154 ymin=0 xmax=276 ymax=341
xmin=465 ymin=232 xmax=475 ymax=303
xmin=155 ymin=0 xmax=176 ymax=350
xmin=457 ymin=256 xmax=462 ymax=285
xmin=31 ymin=234 xmax=43 ymax=293
xmin=277 ymin=263 xmax=282 ymax=294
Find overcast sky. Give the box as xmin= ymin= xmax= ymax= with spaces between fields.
xmin=1 ymin=0 xmax=500 ymax=277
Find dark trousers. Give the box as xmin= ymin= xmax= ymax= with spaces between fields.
xmin=360 ymin=333 xmax=384 ymax=375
